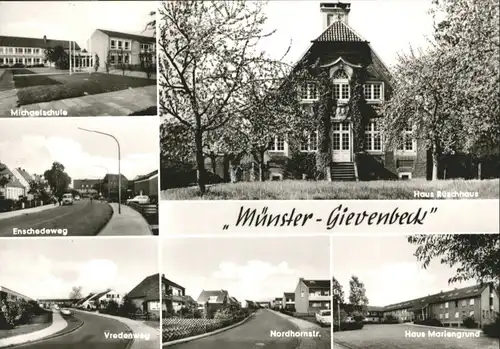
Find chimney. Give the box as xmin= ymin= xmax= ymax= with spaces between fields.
xmin=320 ymin=2 xmax=351 ymax=30
xmin=43 ymin=35 xmax=47 ymax=43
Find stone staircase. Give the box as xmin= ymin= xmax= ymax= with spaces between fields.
xmin=331 ymin=162 xmax=356 ymax=181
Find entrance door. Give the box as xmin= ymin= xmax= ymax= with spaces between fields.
xmin=332 ymin=122 xmax=352 ymax=162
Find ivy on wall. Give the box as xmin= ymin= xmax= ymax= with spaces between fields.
xmin=347 ymin=67 xmax=369 ymax=154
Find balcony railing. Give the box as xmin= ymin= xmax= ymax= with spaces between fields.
xmin=309 ymin=295 xmax=331 ymax=301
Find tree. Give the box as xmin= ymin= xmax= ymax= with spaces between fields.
xmin=119 ymin=295 xmax=138 ymax=317
xmin=332 ymin=276 xmax=345 ymax=306
xmin=380 ymin=46 xmax=458 ymax=180
xmin=0 ymin=165 xmax=11 ymax=189
xmin=43 ymin=162 xmax=71 ymax=197
xmin=408 ymin=234 xmax=500 ymax=291
xmin=44 ymin=45 xmax=69 ymax=69
xmin=69 ymin=286 xmax=83 ymax=299
xmin=159 ymin=0 xmax=291 ymax=194
xmin=432 ymin=0 xmax=500 ymax=164
xmin=348 ymin=276 xmax=369 ymax=310
xmin=28 ymin=178 xmax=49 ymax=201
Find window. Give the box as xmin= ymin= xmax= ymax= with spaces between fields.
xmin=365 ymin=121 xmax=382 ymax=151
xmin=300 ymin=131 xmax=318 ymax=152
xmin=34 ymin=48 xmax=40 ymax=55
xmin=110 ymin=54 xmax=116 ymax=64
xmin=7 ymin=47 xmax=14 ymax=54
xmin=16 ymin=48 xmax=23 ymax=54
xmin=124 ymin=41 xmax=129 ymax=50
xmin=16 ymin=58 xmax=23 ymax=64
xmin=327 ymin=14 xmax=334 ymax=26
xmin=301 ymin=82 xmax=318 ymax=100
xmin=440 ymin=304 xmax=443 ymax=309
xmin=462 ymin=300 xmax=467 ymax=306
xmin=0 ymin=47 xmax=3 ymax=54
xmin=439 ymin=313 xmax=443 ymax=319
xmin=269 ymin=136 xmax=285 ymax=152
xmin=25 ymin=48 xmax=32 ymax=54
xmin=445 ymin=302 xmax=449 ymax=309
xmin=333 ymin=83 xmax=350 ymax=101
xmin=455 ymin=312 xmax=459 ymax=318
xmin=110 ymin=40 xmax=116 ymax=49
xmin=124 ymin=55 xmax=129 ymax=64
xmin=301 ymin=291 xmax=305 ymax=298
xmin=117 ymin=55 xmax=123 ymax=64
xmin=398 ymin=124 xmax=415 ymax=152
xmin=208 ymin=296 xmax=218 ymax=302
xmin=117 ymin=40 xmax=123 ymax=49
xmin=364 ymin=83 xmax=383 ymax=100
xmin=445 ymin=312 xmax=449 ymax=319
xmin=0 ymin=58 xmax=3 ymax=64
xmin=469 ymin=311 xmax=474 ymax=317
xmin=469 ymin=299 xmax=474 ymax=305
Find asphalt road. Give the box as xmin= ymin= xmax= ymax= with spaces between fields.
xmin=0 ymin=200 xmax=111 ymax=236
xmin=17 ymin=310 xmax=132 ymax=349
xmin=167 ymin=309 xmax=300 ymax=349
xmin=333 ymin=324 xmax=500 ymax=349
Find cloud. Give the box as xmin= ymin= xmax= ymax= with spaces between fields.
xmin=213 ymin=260 xmax=295 ymax=281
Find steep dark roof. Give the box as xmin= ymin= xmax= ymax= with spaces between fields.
xmin=284 ymin=292 xmax=295 ymax=300
xmin=16 ymin=168 xmax=34 ymax=183
xmin=103 ymin=173 xmax=128 ymax=182
xmin=76 ymin=293 xmax=95 ymax=305
xmin=275 ymin=297 xmax=283 ymax=301
xmin=127 ymin=274 xmax=159 ymax=300
xmin=0 ymin=35 xmax=80 ymax=50
xmin=0 ymin=162 xmax=25 ymax=189
xmin=135 ymin=170 xmax=158 ymax=182
xmin=301 ymin=279 xmax=330 ymax=288
xmin=162 ymin=275 xmax=185 ymax=292
xmin=197 ymin=290 xmax=229 ymax=304
xmin=92 ymin=290 xmax=112 ymax=301
xmin=384 ymin=284 xmax=491 ymax=311
xmin=96 ymin=29 xmax=155 ymax=43
xmin=314 ymin=21 xmax=366 ymax=43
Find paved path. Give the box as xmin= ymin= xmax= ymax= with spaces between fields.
xmin=92 ymin=311 xmax=159 ymax=349
xmin=11 ymin=85 xmax=156 ymax=117
xmin=0 ymin=311 xmax=67 ymax=348
xmin=17 ymin=310 xmax=131 ymax=349
xmin=0 ymin=204 xmax=57 ymax=221
xmin=333 ymin=323 xmax=500 ymax=349
xmin=98 ymin=203 xmax=152 ymax=236
xmin=167 ymin=309 xmax=300 ymax=349
xmin=271 ymin=310 xmax=331 ymax=349
xmin=0 ymin=70 xmax=17 ymax=115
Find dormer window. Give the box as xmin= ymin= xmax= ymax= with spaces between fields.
xmin=327 ymin=14 xmax=334 ymax=26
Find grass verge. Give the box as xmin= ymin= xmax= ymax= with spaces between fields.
xmin=0 ymin=322 xmax=52 ymax=340
xmin=161 ymin=179 xmax=499 ymax=200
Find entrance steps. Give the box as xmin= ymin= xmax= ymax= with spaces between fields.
xmin=331 ymin=162 xmax=356 ymax=181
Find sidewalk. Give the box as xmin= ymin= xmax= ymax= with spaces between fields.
xmin=0 ymin=204 xmax=57 ymax=221
xmin=85 ymin=311 xmax=159 ymax=349
xmin=15 ymin=85 xmax=157 ymax=117
xmin=0 ymin=70 xmax=17 ymax=115
xmin=0 ymin=311 xmax=68 ymax=348
xmin=98 ymin=203 xmax=152 ymax=235
xmin=270 ymin=310 xmax=327 ymax=349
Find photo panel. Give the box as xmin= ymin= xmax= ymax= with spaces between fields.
xmin=161 ymin=235 xmax=332 ymax=348
xmin=0 ymin=117 xmax=159 ymax=237
xmin=0 ymin=1 xmax=157 ymax=117
xmin=158 ymin=0 xmax=498 ymax=202
xmin=331 ymin=233 xmax=500 ymax=349
xmin=0 ymin=237 xmax=160 ymax=349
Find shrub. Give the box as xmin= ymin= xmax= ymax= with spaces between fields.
xmin=0 ymin=199 xmax=15 ymax=212
xmin=383 ymin=314 xmax=399 ymax=324
xmin=462 ymin=316 xmax=477 ymax=329
xmin=0 ymin=300 xmax=22 ymax=327
xmin=414 ymin=318 xmax=444 ymax=327
xmin=101 ymin=300 xmax=120 ymax=315
xmin=333 ymin=321 xmax=364 ymax=332
xmin=119 ymin=297 xmax=138 ymax=317
xmin=94 ymin=54 xmax=100 ymax=72
xmin=286 ymin=151 xmax=317 ymax=179
xmin=214 ymin=306 xmax=234 ymax=322
xmin=482 ymin=315 xmax=500 ymax=338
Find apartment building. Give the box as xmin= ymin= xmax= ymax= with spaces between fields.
xmin=0 ymin=35 xmax=80 ymax=67
xmin=89 ymin=29 xmax=155 ymax=69
xmin=0 ymin=286 xmax=32 ymax=303
xmin=162 ymin=275 xmax=186 ymax=314
xmin=382 ymin=283 xmax=499 ymax=328
xmin=283 ymin=292 xmax=296 ymax=310
xmin=294 ymin=278 xmax=331 ymax=314
xmin=73 ymin=179 xmax=101 ymax=197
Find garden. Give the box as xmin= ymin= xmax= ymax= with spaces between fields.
xmin=0 ymin=298 xmax=53 ymax=339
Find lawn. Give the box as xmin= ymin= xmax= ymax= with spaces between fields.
xmin=333 ymin=324 xmax=499 ymax=349
xmin=13 ymin=72 xmax=157 ymax=106
xmin=0 ymin=322 xmax=52 ymax=340
xmin=10 ymin=68 xmax=36 ymax=75
xmin=161 ymin=179 xmax=499 ymax=200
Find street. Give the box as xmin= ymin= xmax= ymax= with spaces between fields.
xmin=16 ymin=311 xmax=132 ymax=349
xmin=167 ymin=309 xmax=300 ymax=349
xmin=0 ymin=199 xmax=112 ymax=236
xmin=333 ymin=324 xmax=500 ymax=349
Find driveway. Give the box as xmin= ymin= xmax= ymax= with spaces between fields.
xmin=15 ymin=310 xmax=131 ymax=349
xmin=167 ymin=309 xmax=300 ymax=349
xmin=333 ymin=324 xmax=499 ymax=349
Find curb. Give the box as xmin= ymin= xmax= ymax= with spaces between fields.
xmin=267 ymin=309 xmax=319 ymax=349
xmin=95 ymin=202 xmax=115 ymax=235
xmin=162 ymin=312 xmax=255 ymax=347
xmin=0 ymin=315 xmax=84 ymax=348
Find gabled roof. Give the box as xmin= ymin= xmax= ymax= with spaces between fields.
xmin=162 ymin=275 xmax=185 ymax=291
xmin=127 ymin=273 xmax=159 ymax=300
xmin=92 ymin=290 xmax=112 ymax=301
xmin=134 ymin=169 xmax=159 ymax=182
xmin=284 ymin=292 xmax=295 ymax=300
xmin=103 ymin=173 xmax=128 ymax=182
xmin=0 ymin=286 xmax=33 ymax=301
xmin=366 ymin=305 xmax=385 ymax=312
xmin=0 ymin=35 xmax=80 ymax=50
xmin=383 ymin=284 xmax=491 ymax=311
xmin=75 ymin=293 xmax=96 ymax=305
xmin=301 ymin=279 xmax=330 ymax=289
xmin=96 ymin=29 xmax=155 ymax=44
xmin=15 ymin=168 xmax=34 ymax=183
xmin=275 ymin=297 xmax=283 ymax=301
xmin=0 ymin=162 xmax=26 ymax=189
xmin=197 ymin=290 xmax=229 ymax=304
xmin=314 ymin=21 xmax=367 ymax=43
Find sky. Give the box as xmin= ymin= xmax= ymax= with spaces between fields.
xmin=256 ymin=0 xmax=435 ymax=67
xmin=332 ymin=235 xmax=480 ymax=306
xmin=0 ymin=238 xmax=158 ymax=299
xmin=0 ymin=117 xmax=158 ymax=184
xmin=0 ymin=1 xmax=155 ymax=51
xmin=162 ymin=236 xmax=330 ymax=302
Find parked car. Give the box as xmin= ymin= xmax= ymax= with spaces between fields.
xmin=53 ymin=304 xmax=60 ymax=311
xmin=60 ymin=308 xmax=73 ymax=315
xmin=61 ymin=193 xmax=73 ymax=205
xmin=126 ymin=195 xmax=150 ymax=205
xmin=74 ymin=195 xmax=81 ymax=201
xmin=316 ymin=310 xmax=332 ymax=327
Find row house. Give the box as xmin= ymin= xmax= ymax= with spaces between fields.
xmin=295 ymin=278 xmax=331 ymax=314
xmin=37 ymin=298 xmax=81 ymax=309
xmin=75 ymin=289 xmax=121 ymax=310
xmin=11 ymin=168 xmax=35 ymax=200
xmin=274 ymin=297 xmax=283 ymax=309
xmin=256 ymin=301 xmax=271 ymax=308
xmin=0 ymin=162 xmax=26 ymax=200
xmin=283 ymin=292 xmax=296 ymax=310
xmin=381 ymin=283 xmax=499 ymax=328
xmin=126 ymin=273 xmax=161 ymax=318
xmin=0 ymin=35 xmax=89 ymax=67
xmin=89 ymin=29 xmax=156 ymax=69
xmin=0 ymin=285 xmax=32 ymax=303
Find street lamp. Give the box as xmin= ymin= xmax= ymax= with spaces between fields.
xmin=333 ymin=289 xmax=341 ymax=329
xmin=78 ymin=127 xmax=121 ymax=214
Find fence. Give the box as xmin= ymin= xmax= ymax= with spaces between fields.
xmin=127 ymin=202 xmax=159 ymax=235
xmin=162 ymin=316 xmax=245 ymax=342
